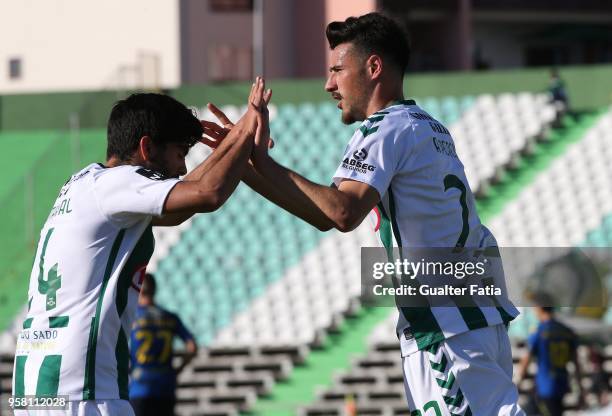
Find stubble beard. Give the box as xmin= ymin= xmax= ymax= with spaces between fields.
xmin=341 ymin=99 xmax=367 ymax=125
xmin=341 ymin=109 xmax=356 ymax=125
xmin=146 ymin=154 xmax=174 ymax=178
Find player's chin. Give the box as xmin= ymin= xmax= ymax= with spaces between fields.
xmin=341 ymin=110 xmax=356 ymax=125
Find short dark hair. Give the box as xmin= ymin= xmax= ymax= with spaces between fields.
xmin=107 ymin=93 xmax=203 ymax=161
xmin=326 ymin=12 xmax=410 ymax=74
xmin=532 ymin=292 xmax=555 ymax=313
xmin=141 ymin=273 xmax=156 ymax=297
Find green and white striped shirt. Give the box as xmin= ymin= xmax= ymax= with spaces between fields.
xmin=333 ymin=101 xmax=519 ymax=354
xmin=13 ymin=163 xmax=178 ymax=400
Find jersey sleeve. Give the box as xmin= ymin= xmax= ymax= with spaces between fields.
xmin=332 ymin=118 xmax=407 ymax=198
xmin=173 ymin=314 xmax=195 ymax=343
xmin=94 ymin=167 xmax=180 ymax=228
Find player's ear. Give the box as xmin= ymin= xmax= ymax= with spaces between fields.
xmin=367 ymin=55 xmax=383 ymax=80
xmin=138 ymin=136 xmax=154 ymax=162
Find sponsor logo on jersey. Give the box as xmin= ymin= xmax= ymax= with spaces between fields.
xmin=342 ymin=148 xmax=376 ymax=174
xmin=136 ymin=168 xmax=167 ymax=181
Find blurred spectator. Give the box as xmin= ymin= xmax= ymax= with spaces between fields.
xmin=548 ymin=69 xmax=570 ymax=126
xmin=129 ymin=274 xmax=197 ymax=416
xmin=517 ymin=297 xmax=585 ymax=415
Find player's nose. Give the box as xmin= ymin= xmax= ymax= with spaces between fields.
xmin=324 ymin=74 xmax=337 ymax=92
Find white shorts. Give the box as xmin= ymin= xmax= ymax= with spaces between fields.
xmin=402 ymin=324 xmax=525 ymax=416
xmin=12 ymin=400 xmax=134 ymax=416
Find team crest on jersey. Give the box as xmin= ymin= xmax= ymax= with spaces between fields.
xmin=342 ymin=148 xmax=376 ymax=174
xmin=131 ymin=264 xmax=147 ymax=292
xmin=136 ymin=168 xmax=167 ymax=181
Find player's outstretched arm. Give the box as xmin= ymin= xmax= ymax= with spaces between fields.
xmin=204 ymin=100 xmax=379 ymax=232
xmin=249 ymin=100 xmax=379 ymax=232
xmin=176 ymin=338 xmax=197 ymax=375
xmin=251 ymin=156 xmax=379 ymax=232
xmin=250 ymin=91 xmax=380 ymax=232
xmin=153 ymin=78 xmax=266 ymax=226
xmin=241 ymin=163 xmax=337 ymax=231
xmin=202 ymin=100 xmax=335 ymax=230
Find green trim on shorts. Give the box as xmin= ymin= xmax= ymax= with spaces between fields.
xmin=426 ymin=346 xmax=473 ymax=416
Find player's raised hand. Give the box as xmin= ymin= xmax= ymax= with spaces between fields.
xmin=249 ymin=78 xmax=271 ymax=144
xmin=200 ymin=104 xmax=233 ymax=149
xmin=202 ymin=78 xmax=274 ymax=149
xmin=238 ymin=77 xmax=265 ymax=137
xmin=248 ymin=76 xmax=271 ymax=110
xmin=252 ymin=91 xmax=271 ymax=167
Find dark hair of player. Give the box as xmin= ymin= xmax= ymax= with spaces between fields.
xmin=106 ymin=93 xmax=203 ymax=161
xmin=325 ymin=12 xmax=410 ymax=74
xmin=532 ymin=292 xmax=555 ymax=314
xmin=141 ymin=273 xmax=157 ymax=298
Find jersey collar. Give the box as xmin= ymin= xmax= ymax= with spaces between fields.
xmin=391 ymin=99 xmax=416 ymax=107
xmin=374 ymin=99 xmax=417 ymax=115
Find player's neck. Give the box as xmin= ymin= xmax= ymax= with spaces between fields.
xmin=139 ymin=297 xmax=154 ymax=306
xmin=365 ymin=84 xmax=404 ymax=118
xmin=540 ymin=314 xmax=553 ymax=322
xmin=106 ymin=153 xmax=146 ymax=169
xmin=105 ymin=157 xmax=118 ymax=168
xmin=106 ymin=156 xmax=132 ymax=168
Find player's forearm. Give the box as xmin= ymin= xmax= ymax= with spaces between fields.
xmin=189 ymin=126 xmax=254 ymax=209
xmin=182 ymin=157 xmax=209 ymax=182
xmin=185 ymin=122 xmax=252 ymax=182
xmin=154 ymin=157 xmax=226 ymax=226
xmin=243 ymin=163 xmax=334 ymax=231
xmin=176 ymin=340 xmax=197 ymax=374
xmin=177 ymin=353 xmax=195 ymax=374
xmin=161 ymin=126 xmax=254 ymax=219
xmin=253 ymin=156 xmax=358 ymax=232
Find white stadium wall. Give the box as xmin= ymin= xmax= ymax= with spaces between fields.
xmin=0 ymin=0 xmax=180 ymax=93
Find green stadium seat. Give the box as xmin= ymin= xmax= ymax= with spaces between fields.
xmin=278 ymin=103 xmax=298 ymax=119
xmin=460 ymin=95 xmax=476 ymax=112
xmin=420 ymin=97 xmax=440 ymax=117
xmin=298 ymin=102 xmax=318 ymax=117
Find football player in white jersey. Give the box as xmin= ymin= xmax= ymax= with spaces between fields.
xmin=12 ymin=79 xmax=270 ymax=415
xmin=205 ymin=14 xmax=524 ymax=416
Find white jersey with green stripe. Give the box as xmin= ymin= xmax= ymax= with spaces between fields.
xmin=12 ymin=163 xmax=179 ymax=401
xmin=332 ymin=100 xmax=519 ymax=354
